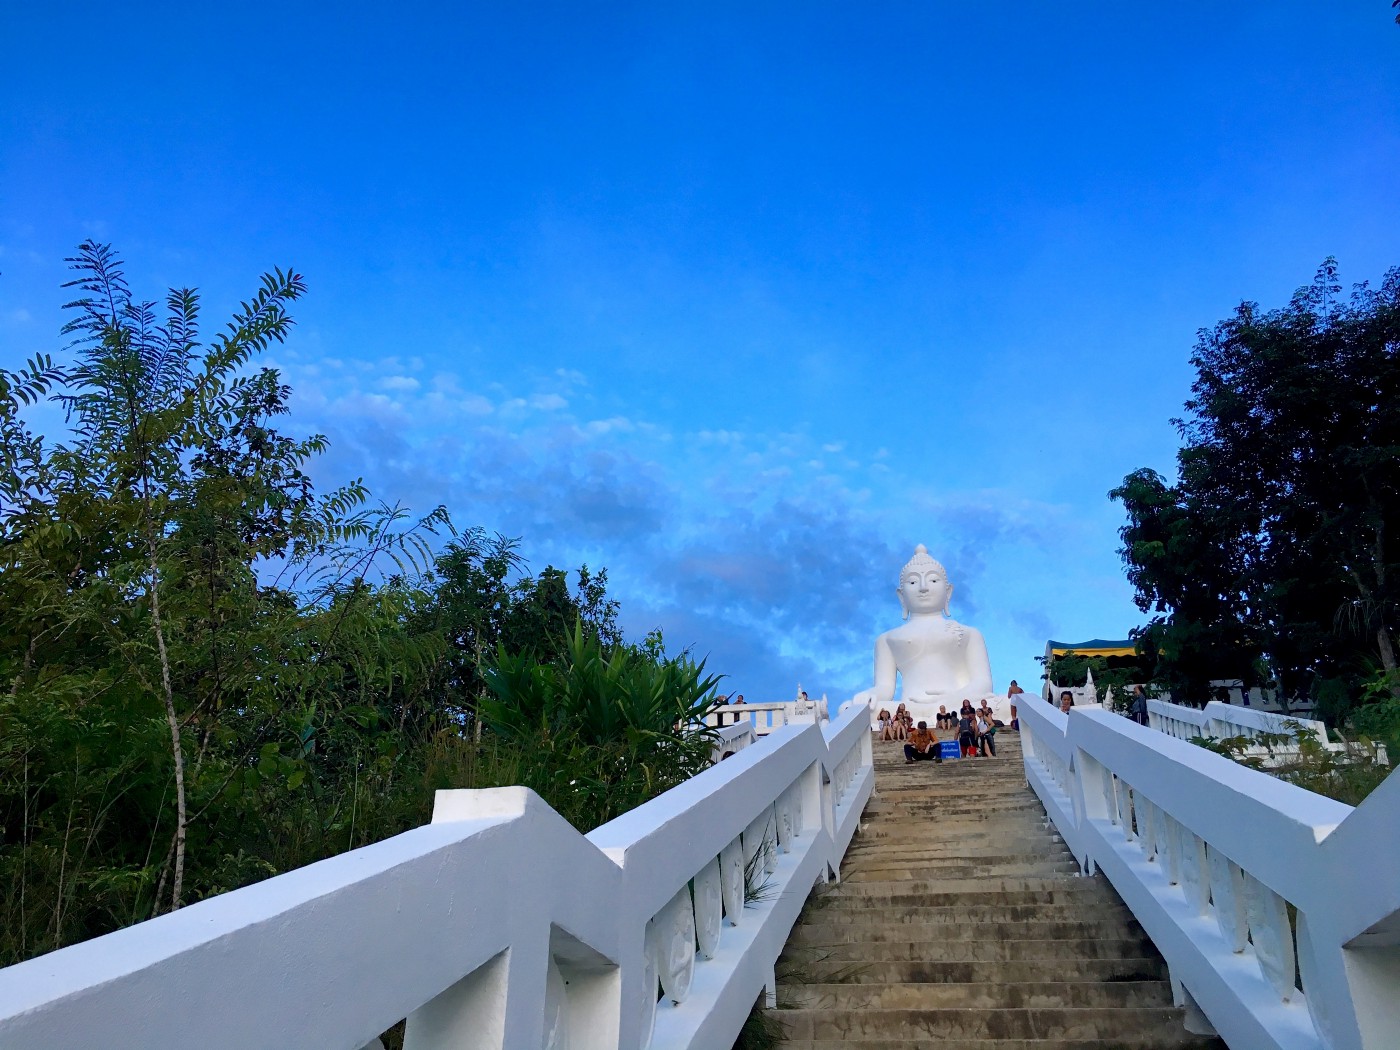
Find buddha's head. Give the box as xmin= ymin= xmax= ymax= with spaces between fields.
xmin=897 ymin=544 xmax=952 ymax=619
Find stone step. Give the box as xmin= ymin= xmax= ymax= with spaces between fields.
xmin=775 ymin=1037 xmax=1223 ymax=1050
xmin=768 ymin=736 xmax=1220 ymax=1049
xmin=776 ymin=981 xmax=1174 ymax=1011
xmin=801 ymin=901 xmax=1133 ymax=923
xmin=851 ymin=819 xmax=1063 ymax=834
xmin=821 ymin=876 xmax=1096 ymax=900
xmin=786 ymin=918 xmax=1146 ymax=946
xmin=864 ymin=789 xmax=1035 ymax=805
xmin=843 ymin=862 xmax=1082 ymax=882
xmin=774 ymin=1006 xmax=1214 ymax=1042
xmin=842 ymin=846 xmax=1077 ymax=866
xmin=778 ymin=957 xmax=1171 ymax=986
xmin=779 ymin=936 xmax=1154 ymax=964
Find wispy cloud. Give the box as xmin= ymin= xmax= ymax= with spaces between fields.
xmin=271 ymin=351 xmax=1076 ymax=699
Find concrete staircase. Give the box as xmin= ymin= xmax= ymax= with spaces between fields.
xmin=770 ymin=732 xmax=1227 ymax=1049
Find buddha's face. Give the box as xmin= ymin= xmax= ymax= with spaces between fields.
xmin=899 ymin=567 xmax=950 ymax=616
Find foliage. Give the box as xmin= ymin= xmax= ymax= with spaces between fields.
xmin=1038 ymin=651 xmax=1147 ymax=711
xmin=480 ymin=624 xmax=722 ymax=829
xmin=1190 ymin=723 xmax=1392 ymax=806
xmin=1111 ymin=261 xmax=1400 ymax=725
xmin=0 ymin=244 xmax=720 ymax=968
xmin=731 ymin=1002 xmax=786 ymax=1050
xmin=1350 ymin=668 xmax=1400 ymax=762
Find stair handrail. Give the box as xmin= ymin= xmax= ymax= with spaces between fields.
xmin=1020 ymin=697 xmax=1400 ymax=1050
xmin=0 ymin=706 xmax=876 ymax=1050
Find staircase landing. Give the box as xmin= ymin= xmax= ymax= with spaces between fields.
xmin=771 ymin=732 xmax=1227 ymax=1049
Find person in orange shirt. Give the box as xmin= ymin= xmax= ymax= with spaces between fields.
xmin=903 ymin=720 xmax=942 ymax=764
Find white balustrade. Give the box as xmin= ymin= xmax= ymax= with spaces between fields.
xmin=1148 ymin=699 xmax=1387 ymax=768
xmin=0 ymin=706 xmax=876 ymax=1050
xmin=1020 ymin=698 xmax=1400 ymax=1050
xmin=711 ymin=721 xmax=757 ymax=761
xmin=705 ymin=699 xmax=827 ymax=736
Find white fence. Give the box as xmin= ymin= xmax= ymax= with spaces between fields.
xmin=705 ymin=698 xmax=828 ymax=735
xmin=0 ymin=707 xmax=876 ymax=1050
xmin=1019 ymin=698 xmax=1400 ymax=1050
xmin=1148 ymin=699 xmax=1328 ymax=747
xmin=1147 ymin=700 xmax=1387 ymax=768
xmin=711 ymin=721 xmax=758 ymax=761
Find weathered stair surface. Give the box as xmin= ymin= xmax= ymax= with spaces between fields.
xmin=771 ymin=733 xmax=1226 ymax=1050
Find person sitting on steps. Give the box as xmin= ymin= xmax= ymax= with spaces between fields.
xmin=977 ymin=710 xmax=997 ymax=757
xmin=904 ymin=720 xmax=942 ymax=764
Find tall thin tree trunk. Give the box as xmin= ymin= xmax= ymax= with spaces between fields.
xmin=148 ymin=540 xmax=187 ymax=912
xmin=1378 ymin=627 xmax=1400 ymax=699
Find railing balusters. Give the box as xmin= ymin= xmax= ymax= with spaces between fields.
xmin=1178 ymin=824 xmax=1210 ymax=915
xmin=1138 ymin=795 xmax=1158 ymax=861
xmin=544 ymin=956 xmax=570 ymax=1050
xmin=776 ymin=790 xmax=794 ymax=854
xmin=655 ymin=885 xmax=696 ymax=1004
xmin=719 ymin=837 xmax=745 ymax=926
xmin=1206 ymin=845 xmax=1248 ymax=952
xmin=763 ymin=805 xmax=779 ymax=873
xmin=694 ymin=857 xmax=723 ymax=960
xmin=1242 ymin=872 xmax=1296 ymax=1001
xmin=1161 ymin=812 xmax=1182 ymax=885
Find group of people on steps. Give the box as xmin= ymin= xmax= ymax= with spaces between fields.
xmin=874 ymin=698 xmax=1001 ymax=764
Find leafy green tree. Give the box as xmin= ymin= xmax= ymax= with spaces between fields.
xmin=1112 ymin=260 xmax=1400 ymax=722
xmin=0 ymin=244 xmax=444 ymax=952
xmin=1109 ymin=468 xmax=1264 ymax=703
xmin=481 ymin=624 xmax=723 ymax=829
xmin=0 ymin=243 xmax=724 ymax=968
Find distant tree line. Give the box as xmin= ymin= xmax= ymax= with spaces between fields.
xmin=0 ymin=244 xmax=721 ymax=967
xmin=1110 ymin=260 xmax=1399 ymax=757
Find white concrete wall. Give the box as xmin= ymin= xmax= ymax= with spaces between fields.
xmin=0 ymin=707 xmax=876 ymax=1050
xmin=1020 ymin=698 xmax=1400 ymax=1050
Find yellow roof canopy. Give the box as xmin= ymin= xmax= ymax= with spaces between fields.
xmin=1046 ymin=638 xmax=1137 ymax=659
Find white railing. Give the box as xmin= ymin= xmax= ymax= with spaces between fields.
xmin=1020 ymin=698 xmax=1400 ymax=1050
xmin=1147 ymin=700 xmax=1386 ymax=767
xmin=711 ymin=721 xmax=758 ymax=761
xmin=705 ymin=699 xmax=828 ymax=735
xmin=0 ymin=706 xmax=875 ymax=1050
xmin=1147 ymin=698 xmax=1213 ymax=742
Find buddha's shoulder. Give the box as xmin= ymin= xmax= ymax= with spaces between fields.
xmin=878 ymin=619 xmax=982 ymax=643
xmin=947 ymin=619 xmax=985 ymax=639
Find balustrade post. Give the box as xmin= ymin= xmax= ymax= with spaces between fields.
xmin=404 ymin=942 xmax=548 ymax=1050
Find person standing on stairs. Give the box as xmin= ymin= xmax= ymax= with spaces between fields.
xmin=957 ymin=708 xmax=978 ymax=757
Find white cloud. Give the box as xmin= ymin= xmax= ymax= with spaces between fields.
xmin=272 ymin=355 xmax=1091 ymax=701
xmin=585 ymin=416 xmax=635 ymax=435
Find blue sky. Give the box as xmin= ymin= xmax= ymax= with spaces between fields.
xmin=3 ymin=4 xmax=1398 ymax=699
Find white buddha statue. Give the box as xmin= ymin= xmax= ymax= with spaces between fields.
xmin=853 ymin=545 xmax=996 ymax=721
